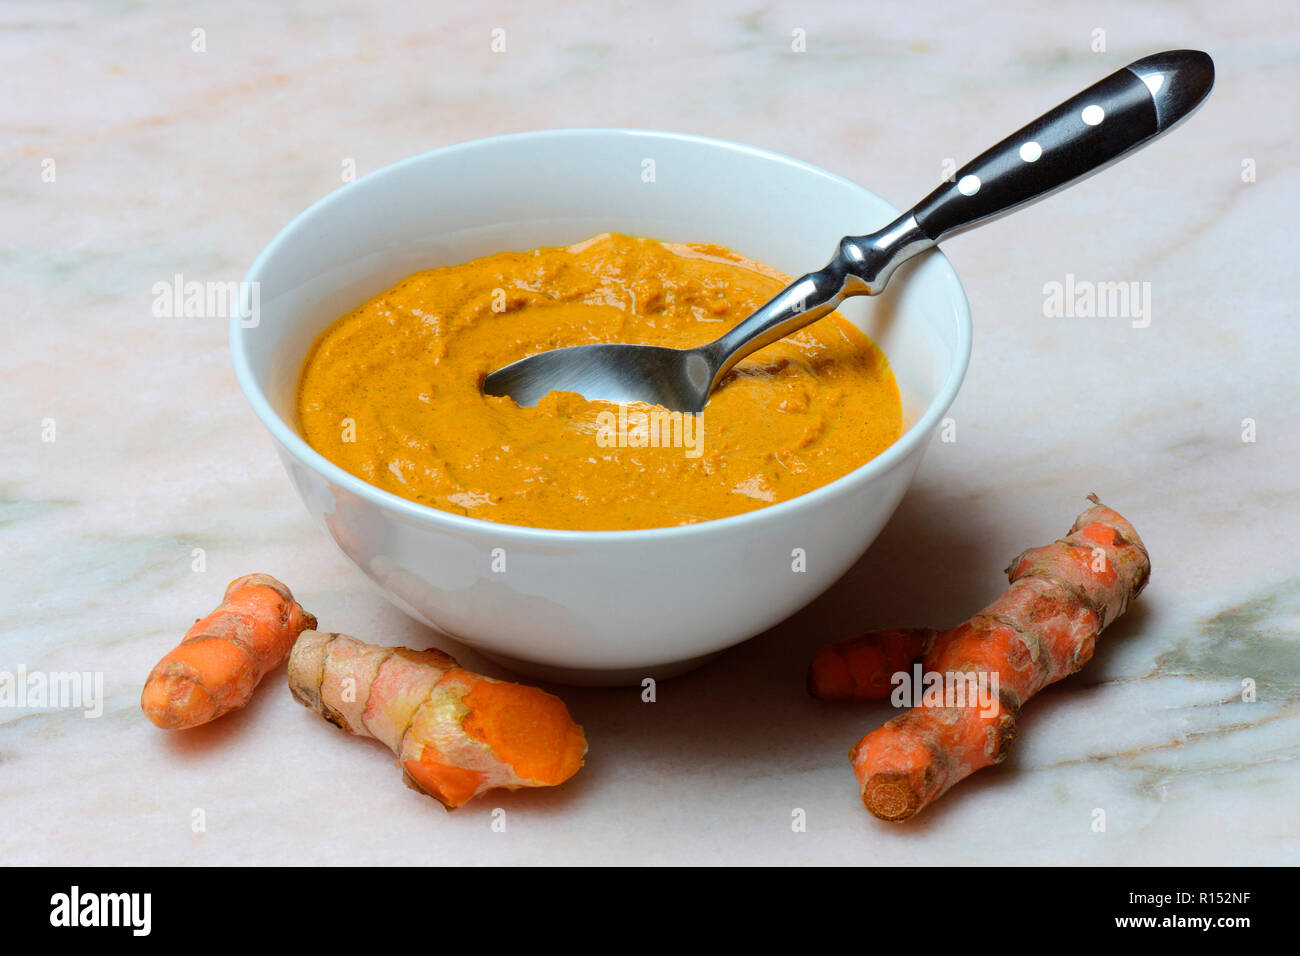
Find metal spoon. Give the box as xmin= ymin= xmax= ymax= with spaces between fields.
xmin=484 ymin=50 xmax=1213 ymax=413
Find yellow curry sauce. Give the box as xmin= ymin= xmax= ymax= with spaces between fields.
xmin=297 ymin=233 xmax=901 ymax=531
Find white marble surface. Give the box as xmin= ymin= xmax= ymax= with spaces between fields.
xmin=3 ymin=0 xmax=1298 ymax=865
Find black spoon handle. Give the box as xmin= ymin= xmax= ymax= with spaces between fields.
xmin=908 ymin=50 xmax=1214 ymax=241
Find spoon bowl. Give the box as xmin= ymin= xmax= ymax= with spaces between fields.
xmin=485 ymin=342 xmax=716 ymax=412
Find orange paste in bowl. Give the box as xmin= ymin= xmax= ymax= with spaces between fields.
xmin=297 ymin=233 xmax=901 ymax=531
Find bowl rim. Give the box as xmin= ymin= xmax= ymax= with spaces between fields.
xmin=230 ymin=127 xmax=972 ymax=543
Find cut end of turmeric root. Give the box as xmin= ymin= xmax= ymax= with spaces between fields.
xmin=142 ymin=574 xmax=316 ymax=730
xmin=288 ymin=631 xmax=587 ymax=809
xmin=459 ymin=677 xmax=587 ymax=786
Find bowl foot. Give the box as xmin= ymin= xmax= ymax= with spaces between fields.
xmin=475 ymin=649 xmax=726 ymax=687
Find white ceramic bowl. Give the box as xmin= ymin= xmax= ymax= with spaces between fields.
xmin=231 ymin=129 xmax=971 ymax=684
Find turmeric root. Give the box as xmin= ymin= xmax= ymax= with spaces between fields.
xmin=142 ymin=574 xmax=316 ymax=730
xmin=824 ymin=495 xmax=1149 ymax=821
xmin=288 ymin=631 xmax=587 ymax=809
xmin=808 ymin=627 xmax=937 ymax=701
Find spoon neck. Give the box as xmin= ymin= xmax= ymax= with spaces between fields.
xmin=704 ymin=276 xmax=838 ymax=384
xmin=840 ymin=213 xmax=935 ymax=293
xmin=703 ymin=213 xmax=934 ymax=390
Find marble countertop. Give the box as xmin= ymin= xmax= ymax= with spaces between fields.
xmin=4 ymin=0 xmax=1298 ymax=865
